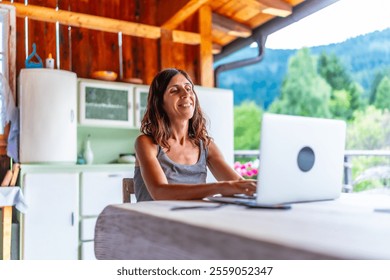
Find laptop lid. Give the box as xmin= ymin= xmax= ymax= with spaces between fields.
xmin=256 ymin=113 xmax=346 ymax=205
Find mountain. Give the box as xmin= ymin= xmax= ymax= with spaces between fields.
xmin=215 ymin=28 xmax=390 ymax=107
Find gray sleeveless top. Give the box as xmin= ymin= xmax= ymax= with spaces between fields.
xmin=133 ymin=140 xmax=208 ymax=201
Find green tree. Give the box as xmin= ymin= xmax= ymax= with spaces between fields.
xmin=348 ymin=82 xmax=365 ymax=113
xmin=329 ymin=82 xmax=364 ymax=120
xmin=347 ymin=106 xmax=390 ymax=149
xmin=234 ymin=101 xmax=262 ymax=150
xmin=317 ymin=52 xmax=365 ymax=120
xmin=329 ymin=89 xmax=350 ymax=119
xmin=317 ymin=52 xmax=351 ymax=90
xmin=369 ymin=69 xmax=390 ymax=104
xmin=374 ymin=76 xmax=390 ymax=110
xmin=269 ymin=48 xmax=331 ymax=117
xmin=346 ymin=106 xmax=390 ymax=191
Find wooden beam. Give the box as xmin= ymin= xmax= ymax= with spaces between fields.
xmin=199 ymin=5 xmax=214 ymax=87
xmin=162 ymin=0 xmax=210 ymax=30
xmin=3 ymin=1 xmax=201 ymax=45
xmin=172 ymin=30 xmax=201 ymax=45
xmin=257 ymin=0 xmax=292 ymax=17
xmin=160 ymin=29 xmax=175 ymax=69
xmin=212 ymin=43 xmax=222 ymax=55
xmin=6 ymin=1 xmax=160 ymax=39
xmin=212 ymin=12 xmax=251 ymax=38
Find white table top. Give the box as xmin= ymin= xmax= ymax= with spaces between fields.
xmin=98 ymin=193 xmax=390 ymax=259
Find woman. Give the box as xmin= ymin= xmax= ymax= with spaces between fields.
xmin=134 ymin=68 xmax=256 ymax=201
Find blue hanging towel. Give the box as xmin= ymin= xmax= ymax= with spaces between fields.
xmin=25 ymin=43 xmax=43 ymax=68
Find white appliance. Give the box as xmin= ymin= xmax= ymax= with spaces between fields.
xmin=19 ymin=69 xmax=77 ymax=163
xmin=196 ymin=86 xmax=234 ymax=182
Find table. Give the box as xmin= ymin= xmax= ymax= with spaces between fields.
xmin=1 ymin=187 xmax=28 ymax=260
xmin=94 ymin=193 xmax=390 ymax=260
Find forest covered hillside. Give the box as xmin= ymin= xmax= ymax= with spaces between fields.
xmin=215 ymin=27 xmax=390 ymax=108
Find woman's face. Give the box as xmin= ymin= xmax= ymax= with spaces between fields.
xmin=163 ymin=73 xmax=196 ymax=122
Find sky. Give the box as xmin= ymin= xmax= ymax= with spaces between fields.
xmin=265 ymin=0 xmax=390 ymax=49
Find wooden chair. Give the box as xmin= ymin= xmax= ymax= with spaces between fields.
xmin=122 ymin=178 xmax=134 ymax=203
xmin=1 ymin=163 xmax=19 ymax=260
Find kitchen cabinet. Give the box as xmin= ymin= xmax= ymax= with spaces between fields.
xmin=20 ymin=165 xmax=134 ymax=260
xmin=21 ymin=172 xmax=79 ymax=260
xmin=78 ymin=78 xmax=135 ymax=128
xmin=80 ymin=171 xmax=130 ymax=216
xmin=79 ymin=169 xmax=133 ymax=259
xmin=134 ymin=85 xmax=149 ymax=127
xmin=78 ymin=78 xmax=150 ymax=129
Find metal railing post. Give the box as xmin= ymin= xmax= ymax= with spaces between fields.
xmin=343 ymin=155 xmax=353 ymax=193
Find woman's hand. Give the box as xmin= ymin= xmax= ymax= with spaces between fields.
xmin=220 ymin=179 xmax=257 ymax=197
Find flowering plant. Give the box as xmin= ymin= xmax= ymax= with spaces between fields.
xmin=234 ymin=160 xmax=259 ymax=178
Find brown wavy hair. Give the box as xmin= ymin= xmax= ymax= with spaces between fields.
xmin=140 ymin=68 xmax=211 ymax=151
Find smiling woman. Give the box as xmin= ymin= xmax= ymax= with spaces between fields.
xmin=133 ymin=68 xmax=257 ymax=201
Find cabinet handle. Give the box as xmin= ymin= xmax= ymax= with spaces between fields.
xmin=108 ymin=174 xmax=121 ymax=178
xmin=70 ymin=109 xmax=75 ymax=123
xmin=71 ymin=212 xmax=75 ymax=226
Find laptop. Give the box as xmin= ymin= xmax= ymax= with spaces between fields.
xmin=207 ymin=113 xmax=346 ymax=209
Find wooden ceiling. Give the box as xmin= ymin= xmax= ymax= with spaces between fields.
xmin=7 ymin=0 xmax=306 ymax=55
xmin=210 ymin=0 xmax=305 ymax=53
xmin=158 ymin=0 xmax=306 ymax=54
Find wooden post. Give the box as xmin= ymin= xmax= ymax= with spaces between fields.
xmin=160 ymin=29 xmax=175 ymax=69
xmin=198 ymin=5 xmax=213 ymax=87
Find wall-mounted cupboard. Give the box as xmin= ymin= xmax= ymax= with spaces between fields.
xmin=78 ymin=78 xmax=149 ymax=129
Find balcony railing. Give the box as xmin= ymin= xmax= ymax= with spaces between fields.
xmin=234 ymin=150 xmax=390 ymax=193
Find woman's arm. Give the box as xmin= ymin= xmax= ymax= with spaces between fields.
xmin=206 ymin=140 xmax=243 ymax=181
xmin=135 ymin=135 xmax=256 ymax=200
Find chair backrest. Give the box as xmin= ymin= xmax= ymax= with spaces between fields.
xmin=122 ymin=178 xmax=134 ymax=203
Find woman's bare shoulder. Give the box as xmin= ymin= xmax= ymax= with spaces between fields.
xmin=135 ymin=134 xmax=156 ymax=150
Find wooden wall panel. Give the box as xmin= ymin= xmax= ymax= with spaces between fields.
xmin=15 ymin=0 xmax=56 ymax=77
xmin=15 ymin=0 xmax=25 ymax=80
xmin=120 ymin=0 xmax=159 ymax=84
xmin=124 ymin=0 xmax=159 ymax=85
xmin=57 ymin=0 xmax=71 ymax=71
xmin=69 ymin=1 xmax=120 ymax=78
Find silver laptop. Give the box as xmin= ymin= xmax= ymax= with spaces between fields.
xmin=207 ymin=113 xmax=346 ymax=209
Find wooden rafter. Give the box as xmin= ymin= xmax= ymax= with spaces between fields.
xmin=2 ymin=1 xmax=202 ymax=45
xmin=257 ymin=0 xmax=292 ymax=17
xmin=161 ymin=0 xmax=210 ymax=30
xmin=212 ymin=43 xmax=222 ymax=54
xmin=212 ymin=12 xmax=251 ymax=38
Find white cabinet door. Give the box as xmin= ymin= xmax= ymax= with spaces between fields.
xmin=134 ymin=85 xmax=149 ymax=127
xmin=80 ymin=171 xmax=132 ymax=216
xmin=22 ymin=173 xmax=79 ymax=260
